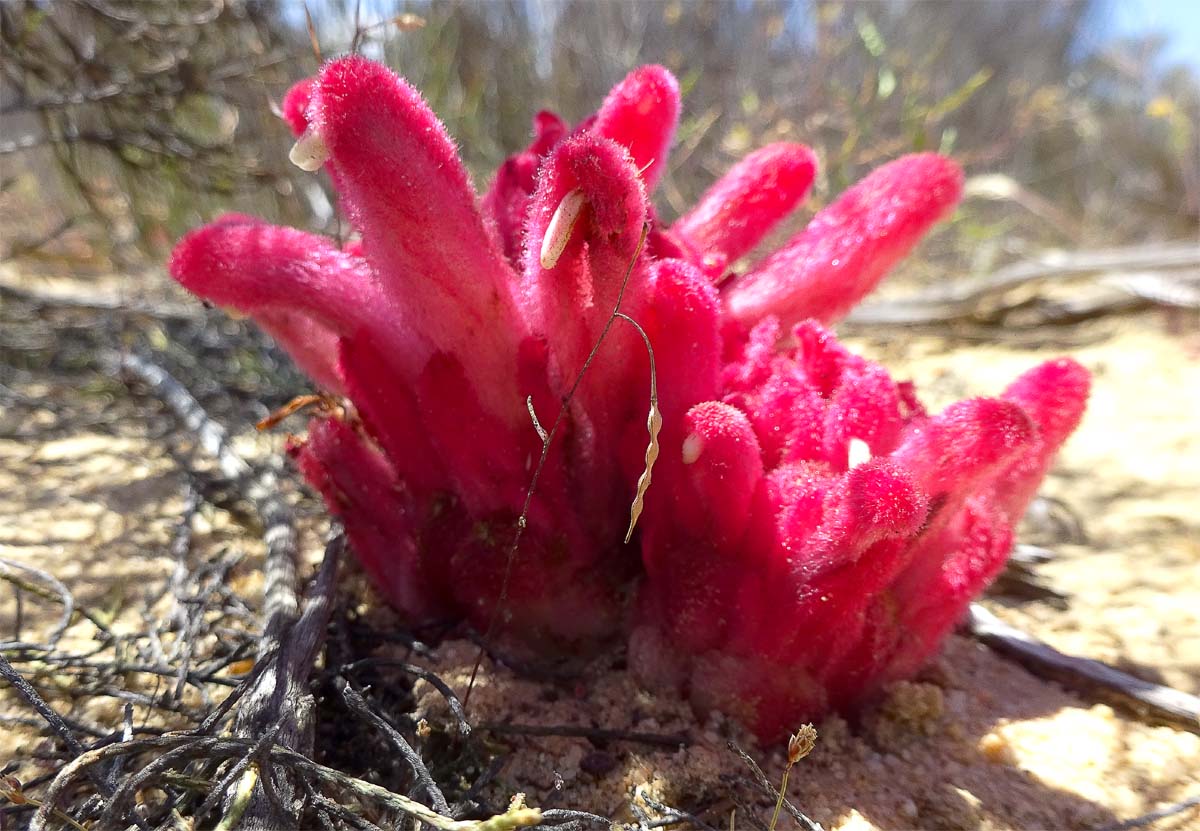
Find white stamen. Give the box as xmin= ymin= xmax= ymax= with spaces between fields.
xmin=847 ymin=437 xmax=871 ymax=469
xmin=540 ymin=189 xmax=585 ymax=269
xmin=289 ymin=127 xmax=329 ymax=172
xmin=681 ymin=433 xmax=703 ymax=465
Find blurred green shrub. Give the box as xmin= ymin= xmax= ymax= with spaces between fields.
xmin=1 ymin=0 xmax=1196 ymax=274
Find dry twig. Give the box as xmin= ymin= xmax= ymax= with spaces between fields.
xmin=847 ymin=243 xmax=1200 ymax=325
xmin=967 ymin=603 xmax=1200 ymax=733
xmin=28 ymin=734 xmax=543 ymax=831
xmin=1095 ymin=793 xmax=1200 ymax=831
xmin=118 ymin=349 xmax=324 ymax=828
xmin=335 ymin=675 xmax=452 ymax=815
xmin=727 ymin=742 xmax=823 ymax=831
xmin=477 ymin=723 xmax=688 ymax=750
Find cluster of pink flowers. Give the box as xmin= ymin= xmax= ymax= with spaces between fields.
xmin=171 ymin=55 xmax=1089 ymax=741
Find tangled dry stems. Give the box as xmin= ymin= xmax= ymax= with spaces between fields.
xmin=2 ymin=305 xmax=1198 ymax=829
xmin=1 ymin=348 xmax=771 ymax=831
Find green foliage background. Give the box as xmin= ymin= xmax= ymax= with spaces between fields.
xmin=2 ymin=0 xmax=1196 ymax=275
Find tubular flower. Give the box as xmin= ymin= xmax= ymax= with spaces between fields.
xmin=170 ymin=55 xmax=1089 ymax=741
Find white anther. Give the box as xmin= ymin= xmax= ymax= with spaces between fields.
xmin=847 ymin=437 xmax=871 ymax=469
xmin=539 ymin=189 xmax=585 ymax=269
xmin=681 ymin=433 xmax=704 ymax=465
xmin=289 ymin=127 xmax=330 ymax=172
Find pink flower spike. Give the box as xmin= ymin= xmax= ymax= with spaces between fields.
xmin=518 ymin=132 xmax=652 ymax=508
xmin=309 ymin=54 xmax=527 ymax=422
xmin=639 ymin=258 xmax=722 ymax=422
xmin=592 ymin=65 xmax=681 ymax=189
xmin=482 ymin=110 xmax=568 ymax=265
xmin=280 ymin=76 xmax=316 ymax=136
xmin=336 ymin=338 xmax=446 ymax=494
xmin=881 ymin=499 xmax=1017 ymax=684
xmin=994 ymin=357 xmax=1090 ymax=517
xmin=673 ymin=143 xmax=818 ymax=280
xmin=171 ymin=218 xmax=359 ymax=327
xmin=722 ymin=316 xmax=783 ymax=393
xmin=786 ymin=460 xmax=927 ymax=576
xmin=256 ymin=309 xmax=345 ymax=394
xmin=821 ymin=363 xmax=905 ymax=469
xmin=735 ymin=369 xmax=826 ymax=468
xmin=724 ymin=153 xmax=964 ymax=327
xmin=891 ymin=397 xmax=1037 ymax=497
xmin=1002 ymin=357 xmax=1091 ymax=452
xmin=671 ymin=401 xmax=765 ymax=546
xmin=169 ymin=217 xmax=422 ymax=376
xmin=414 ymin=352 xmax=529 ymax=515
xmin=296 ymin=418 xmax=448 ymax=620
xmin=522 ymin=132 xmax=649 ymax=392
xmin=175 ymin=216 xmax=349 ymax=392
xmin=169 ymin=57 xmax=1094 ymax=744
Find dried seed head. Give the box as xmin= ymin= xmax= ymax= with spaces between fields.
xmin=625 ymin=401 xmax=663 ymax=543
xmin=289 ymin=127 xmax=330 ymax=172
xmin=540 ymin=188 xmax=586 ymax=269
xmin=787 ymin=723 xmax=818 ymax=764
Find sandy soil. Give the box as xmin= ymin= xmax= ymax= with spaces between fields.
xmin=1 ymin=268 xmax=1198 ymax=829
xmin=396 ymin=313 xmax=1200 ymax=830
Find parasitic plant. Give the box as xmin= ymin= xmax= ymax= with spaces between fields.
xmin=171 ymin=55 xmax=1089 ymax=741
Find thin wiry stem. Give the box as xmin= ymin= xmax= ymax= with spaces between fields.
xmin=728 ymin=742 xmax=823 ymax=831
xmin=463 ymin=223 xmax=650 ymax=710
xmin=613 ymin=311 xmax=660 ymax=543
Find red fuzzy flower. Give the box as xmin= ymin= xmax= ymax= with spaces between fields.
xmin=171 ymin=55 xmax=1089 ymax=740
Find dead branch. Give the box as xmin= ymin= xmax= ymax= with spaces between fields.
xmin=846 ymin=242 xmax=1200 ymax=325
xmin=9 ymin=527 xmax=344 ymax=829
xmin=212 ymin=531 xmax=344 ymax=830
xmin=988 ymin=544 xmax=1069 ymax=608
xmin=1106 ymin=270 xmax=1200 ymax=308
xmin=634 ymin=789 xmax=719 ymax=831
xmin=117 ymin=350 xmax=300 ymax=653
xmin=0 ymin=280 xmax=202 ymax=322
xmin=0 ymin=558 xmax=76 ymax=651
xmin=536 ymin=809 xmax=614 ymax=829
xmin=117 ymin=349 xmax=340 ymax=828
xmin=0 ymin=653 xmax=150 ymax=829
xmin=477 ymin=723 xmax=689 ymax=749
xmin=966 ymin=603 xmax=1200 ymax=733
xmin=1095 ymin=793 xmax=1200 ymax=831
xmin=28 ymin=733 xmax=544 ymax=831
xmin=0 ymin=654 xmax=87 ymax=758
xmin=335 ymin=675 xmax=452 ymax=815
xmin=342 ymin=658 xmax=471 ymax=736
